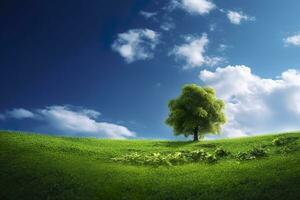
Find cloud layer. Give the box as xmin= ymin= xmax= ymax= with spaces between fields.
xmin=112 ymin=1 xmax=258 ymax=65
xmin=226 ymin=10 xmax=255 ymax=25
xmin=171 ymin=0 xmax=216 ymax=15
xmin=199 ymin=65 xmax=300 ymax=138
xmin=2 ymin=106 xmax=135 ymax=139
xmin=171 ymin=34 xmax=223 ymax=69
xmin=6 ymin=108 xmax=35 ymax=119
xmin=112 ymin=29 xmax=160 ymax=63
xmin=139 ymin=11 xmax=157 ymax=19
xmin=284 ymin=34 xmax=300 ymax=46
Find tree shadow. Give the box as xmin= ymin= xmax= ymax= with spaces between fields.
xmin=152 ymin=141 xmax=217 ymax=148
xmin=152 ymin=141 xmax=194 ymax=148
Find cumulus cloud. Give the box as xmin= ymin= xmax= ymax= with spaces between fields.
xmin=171 ymin=0 xmax=216 ymax=15
xmin=284 ymin=34 xmax=300 ymax=46
xmin=1 ymin=106 xmax=135 ymax=139
xmin=79 ymin=109 xmax=101 ymax=118
xmin=140 ymin=11 xmax=157 ymax=19
xmin=6 ymin=108 xmax=35 ymax=119
xmin=171 ymin=33 xmax=224 ymax=69
xmin=199 ymin=65 xmax=300 ymax=138
xmin=112 ymin=29 xmax=160 ymax=63
xmin=226 ymin=10 xmax=255 ymax=25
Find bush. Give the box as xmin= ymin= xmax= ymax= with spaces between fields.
xmin=249 ymin=147 xmax=267 ymax=157
xmin=272 ymin=136 xmax=298 ymax=155
xmin=272 ymin=136 xmax=298 ymax=146
xmin=214 ymin=147 xmax=230 ymax=157
xmin=166 ymin=152 xmax=187 ymax=165
xmin=205 ymin=153 xmax=217 ymax=163
xmin=272 ymin=137 xmax=287 ymax=146
xmin=112 ymin=149 xmax=218 ymax=166
xmin=235 ymin=152 xmax=255 ymax=161
xmin=235 ymin=147 xmax=267 ymax=161
xmin=276 ymin=145 xmax=296 ymax=155
xmin=185 ymin=149 xmax=208 ymax=161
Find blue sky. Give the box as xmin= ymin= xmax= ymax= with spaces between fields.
xmin=1 ymin=0 xmax=300 ymax=139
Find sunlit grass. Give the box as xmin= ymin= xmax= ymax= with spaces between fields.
xmin=0 ymin=131 xmax=299 ymax=200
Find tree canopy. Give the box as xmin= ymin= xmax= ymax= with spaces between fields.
xmin=165 ymin=84 xmax=226 ymax=141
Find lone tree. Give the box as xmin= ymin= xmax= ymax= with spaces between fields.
xmin=165 ymin=84 xmax=226 ymax=141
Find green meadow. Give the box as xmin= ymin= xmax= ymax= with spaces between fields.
xmin=0 ymin=131 xmax=299 ymax=200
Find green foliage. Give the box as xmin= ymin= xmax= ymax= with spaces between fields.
xmin=112 ymin=149 xmax=218 ymax=166
xmin=272 ymin=136 xmax=299 ymax=155
xmin=165 ymin=84 xmax=226 ymax=140
xmin=214 ymin=147 xmax=230 ymax=158
xmin=272 ymin=136 xmax=298 ymax=146
xmin=185 ymin=149 xmax=208 ymax=161
xmin=204 ymin=153 xmax=218 ymax=163
xmin=235 ymin=147 xmax=267 ymax=161
xmin=235 ymin=151 xmax=254 ymax=161
xmin=278 ymin=146 xmax=294 ymax=154
xmin=272 ymin=137 xmax=288 ymax=146
xmin=249 ymin=147 xmax=267 ymax=157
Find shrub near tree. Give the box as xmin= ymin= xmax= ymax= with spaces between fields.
xmin=166 ymin=84 xmax=226 ymax=141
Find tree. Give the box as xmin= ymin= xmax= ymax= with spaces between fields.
xmin=165 ymin=84 xmax=226 ymax=141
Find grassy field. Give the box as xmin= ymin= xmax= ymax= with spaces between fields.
xmin=0 ymin=131 xmax=300 ymax=200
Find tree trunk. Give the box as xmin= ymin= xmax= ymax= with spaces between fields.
xmin=193 ymin=128 xmax=199 ymax=141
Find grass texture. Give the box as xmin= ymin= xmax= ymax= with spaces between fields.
xmin=0 ymin=131 xmax=299 ymax=200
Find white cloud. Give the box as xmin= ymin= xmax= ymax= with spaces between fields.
xmin=2 ymin=106 xmax=135 ymax=139
xmin=199 ymin=65 xmax=300 ymax=138
xmin=140 ymin=11 xmax=157 ymax=19
xmin=37 ymin=106 xmax=135 ymax=139
xmin=160 ymin=21 xmax=175 ymax=31
xmin=80 ymin=109 xmax=101 ymax=118
xmin=284 ymin=34 xmax=300 ymax=46
xmin=227 ymin=10 xmax=255 ymax=25
xmin=171 ymin=33 xmax=224 ymax=69
xmin=112 ymin=29 xmax=160 ymax=63
xmin=7 ymin=108 xmax=35 ymax=119
xmin=171 ymin=0 xmax=216 ymax=15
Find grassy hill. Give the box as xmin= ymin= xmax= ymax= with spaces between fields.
xmin=0 ymin=131 xmax=300 ymax=200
